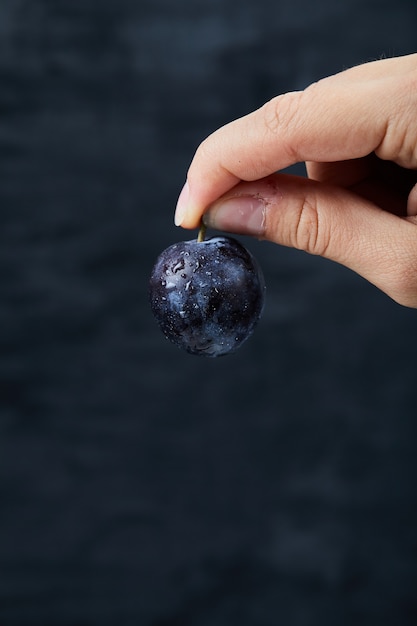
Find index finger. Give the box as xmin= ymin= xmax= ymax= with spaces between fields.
xmin=175 ymin=54 xmax=417 ymax=229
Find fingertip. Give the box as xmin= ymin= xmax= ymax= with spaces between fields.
xmin=203 ymin=195 xmax=267 ymax=237
xmin=174 ymin=179 xmax=212 ymax=230
xmin=174 ymin=181 xmax=190 ymax=226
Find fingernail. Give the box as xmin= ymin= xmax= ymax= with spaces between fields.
xmin=204 ymin=195 xmax=266 ymax=237
xmin=174 ymin=181 xmax=190 ymax=226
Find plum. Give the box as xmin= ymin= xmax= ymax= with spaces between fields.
xmin=149 ymin=232 xmax=265 ymax=357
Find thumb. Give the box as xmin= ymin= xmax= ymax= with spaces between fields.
xmin=203 ymin=174 xmax=417 ymax=307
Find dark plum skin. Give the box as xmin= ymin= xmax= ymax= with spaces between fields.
xmin=149 ymin=236 xmax=265 ymax=357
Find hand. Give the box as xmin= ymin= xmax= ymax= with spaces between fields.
xmin=174 ymin=54 xmax=417 ymax=307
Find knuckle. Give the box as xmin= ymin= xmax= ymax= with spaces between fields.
xmin=376 ymin=71 xmax=417 ymax=168
xmin=377 ymin=120 xmax=417 ymax=169
xmin=293 ymin=194 xmax=331 ymax=257
xmin=261 ymin=91 xmax=304 ymax=160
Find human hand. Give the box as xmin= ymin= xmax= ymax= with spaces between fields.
xmin=174 ymin=54 xmax=417 ymax=307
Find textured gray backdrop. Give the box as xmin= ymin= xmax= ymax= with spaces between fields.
xmin=0 ymin=1 xmax=416 ymax=624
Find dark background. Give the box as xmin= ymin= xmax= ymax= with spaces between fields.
xmin=0 ymin=1 xmax=417 ymax=624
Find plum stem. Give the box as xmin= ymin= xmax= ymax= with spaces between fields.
xmin=197 ymin=222 xmax=207 ymax=243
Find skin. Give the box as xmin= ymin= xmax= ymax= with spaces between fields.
xmin=174 ymin=54 xmax=417 ymax=307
